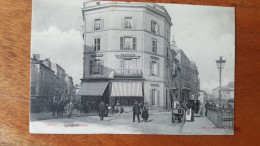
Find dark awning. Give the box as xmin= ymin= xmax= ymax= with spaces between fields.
xmin=76 ymin=82 xmax=108 ymax=96
xmin=111 ymin=82 xmax=143 ymax=97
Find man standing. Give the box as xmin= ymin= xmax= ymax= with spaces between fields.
xmin=132 ymin=101 xmax=141 ymax=123
xmin=98 ymin=101 xmax=105 ymax=121
xmin=67 ymin=101 xmax=74 ymax=119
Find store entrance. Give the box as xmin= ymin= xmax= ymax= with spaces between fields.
xmin=115 ymin=97 xmax=143 ymax=106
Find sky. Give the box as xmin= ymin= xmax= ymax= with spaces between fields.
xmin=31 ymin=0 xmax=235 ymax=93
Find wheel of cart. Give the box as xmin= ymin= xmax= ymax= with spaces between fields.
xmin=172 ymin=108 xmax=184 ymax=123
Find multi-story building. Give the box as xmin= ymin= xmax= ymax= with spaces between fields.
xmin=30 ymin=55 xmax=58 ymax=112
xmin=212 ymin=82 xmax=234 ymax=105
xmin=30 ymin=54 xmax=75 ymax=112
xmin=174 ymin=49 xmax=200 ymax=103
xmin=77 ymin=1 xmax=173 ymax=110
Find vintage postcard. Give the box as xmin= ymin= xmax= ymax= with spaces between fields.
xmin=30 ymin=0 xmax=235 ymax=135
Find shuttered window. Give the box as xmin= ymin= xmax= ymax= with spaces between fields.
xmin=152 ymin=40 xmax=157 ymax=53
xmin=120 ymin=36 xmax=137 ymax=50
xmin=89 ymin=59 xmax=103 ymax=75
xmin=94 ymin=38 xmax=100 ymax=51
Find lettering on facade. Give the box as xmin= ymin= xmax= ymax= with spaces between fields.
xmin=115 ymin=54 xmax=140 ymax=59
xmin=151 ymin=83 xmax=160 ymax=87
xmin=151 ymin=56 xmax=160 ymax=60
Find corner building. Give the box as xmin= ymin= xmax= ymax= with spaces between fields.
xmin=77 ymin=1 xmax=172 ymax=110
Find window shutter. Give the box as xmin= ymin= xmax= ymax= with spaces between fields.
xmin=150 ymin=89 xmax=153 ymax=106
xmin=89 ymin=60 xmax=93 ymax=74
xmin=100 ymin=60 xmax=104 ymax=75
xmin=157 ymin=90 xmax=160 ymax=106
xmin=94 ymin=39 xmax=96 ymax=51
xmin=157 ymin=62 xmax=160 ymax=76
xmin=132 ymin=37 xmax=136 ymax=50
xmin=98 ymin=38 xmax=101 ymax=51
xmin=150 ymin=61 xmax=152 ymax=75
xmin=101 ymin=19 xmax=104 ymax=30
xmin=157 ymin=23 xmax=160 ymax=35
xmin=120 ymin=37 xmax=124 ymax=50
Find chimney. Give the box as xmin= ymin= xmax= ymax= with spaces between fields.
xmin=33 ymin=54 xmax=40 ymax=61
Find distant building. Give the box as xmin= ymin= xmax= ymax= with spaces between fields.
xmin=174 ymin=49 xmax=200 ymax=103
xmin=30 ymin=54 xmax=75 ymax=112
xmin=198 ymin=90 xmax=208 ymax=105
xmin=212 ymin=82 xmax=234 ymax=104
xmin=30 ymin=55 xmax=58 ymax=112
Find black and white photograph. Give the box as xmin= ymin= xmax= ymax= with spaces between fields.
xmin=29 ymin=0 xmax=235 ymax=135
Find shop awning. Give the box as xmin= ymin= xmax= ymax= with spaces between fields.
xmin=76 ymin=82 xmax=108 ymax=96
xmin=111 ymin=82 xmax=143 ymax=97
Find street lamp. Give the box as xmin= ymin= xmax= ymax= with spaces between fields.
xmin=216 ymin=56 xmax=226 ymax=106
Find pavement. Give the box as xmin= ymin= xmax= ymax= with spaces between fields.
xmin=30 ymin=107 xmax=234 ymax=135
xmin=181 ymin=116 xmax=234 ymax=135
xmin=30 ymin=107 xmax=183 ymax=134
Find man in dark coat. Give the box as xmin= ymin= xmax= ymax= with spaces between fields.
xmin=132 ymin=101 xmax=141 ymax=123
xmin=205 ymin=102 xmax=211 ymax=117
xmin=51 ymin=101 xmax=57 ymax=117
xmin=98 ymin=101 xmax=105 ymax=121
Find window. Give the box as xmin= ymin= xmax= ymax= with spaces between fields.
xmin=150 ymin=61 xmax=160 ymax=76
xmin=124 ymin=17 xmax=132 ymax=29
xmin=123 ymin=59 xmax=136 ymax=70
xmin=151 ymin=89 xmax=160 ymax=106
xmin=152 ymin=40 xmax=157 ymax=53
xmin=94 ymin=38 xmax=100 ymax=51
xmin=94 ymin=19 xmax=101 ymax=31
xmin=120 ymin=36 xmax=137 ymax=50
xmin=166 ymin=30 xmax=169 ymax=40
xmin=151 ymin=89 xmax=156 ymax=105
xmin=89 ymin=60 xmax=103 ymax=75
xmin=151 ymin=21 xmax=157 ymax=33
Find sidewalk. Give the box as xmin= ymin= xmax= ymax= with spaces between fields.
xmin=181 ymin=116 xmax=234 ymax=135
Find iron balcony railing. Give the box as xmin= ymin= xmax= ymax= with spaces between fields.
xmin=114 ymin=69 xmax=143 ymax=78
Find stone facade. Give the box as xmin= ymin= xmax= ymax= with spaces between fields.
xmin=80 ymin=1 xmax=172 ymax=109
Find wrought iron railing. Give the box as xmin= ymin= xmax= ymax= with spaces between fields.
xmin=114 ymin=69 xmax=142 ymax=78
xmin=207 ymin=107 xmax=234 ymax=128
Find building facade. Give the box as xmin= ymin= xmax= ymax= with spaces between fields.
xmin=212 ymin=82 xmax=234 ymax=105
xmin=77 ymin=1 xmax=173 ymax=110
xmin=174 ymin=49 xmax=200 ymax=103
xmin=30 ymin=54 xmax=75 ymax=112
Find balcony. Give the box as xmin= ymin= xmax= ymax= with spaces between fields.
xmin=114 ymin=69 xmax=143 ymax=78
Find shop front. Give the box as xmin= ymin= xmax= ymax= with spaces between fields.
xmin=110 ymin=81 xmax=143 ymax=106
xmin=76 ymin=81 xmax=109 ymax=112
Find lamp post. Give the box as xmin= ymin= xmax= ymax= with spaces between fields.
xmin=216 ymin=57 xmax=226 ymax=106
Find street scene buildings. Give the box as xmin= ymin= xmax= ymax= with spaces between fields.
xmin=30 ymin=1 xmax=234 ymax=135
xmin=30 ymin=54 xmax=75 ymax=112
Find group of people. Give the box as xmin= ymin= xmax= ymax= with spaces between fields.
xmin=132 ymin=102 xmax=149 ymax=123
xmin=51 ymin=100 xmax=74 ymax=119
xmin=97 ymin=101 xmax=149 ymax=123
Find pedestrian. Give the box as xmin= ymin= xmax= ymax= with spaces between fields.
xmin=139 ymin=102 xmax=144 ymax=113
xmin=111 ymin=102 xmax=115 ymax=115
xmin=132 ymin=101 xmax=141 ymax=123
xmin=77 ymin=102 xmax=83 ymax=117
xmin=51 ymin=101 xmax=57 ymax=117
xmin=204 ymin=101 xmax=210 ymax=117
xmin=142 ymin=106 xmax=149 ymax=122
xmin=98 ymin=101 xmax=105 ymax=121
xmin=67 ymin=101 xmax=74 ymax=119
xmin=104 ymin=104 xmax=109 ymax=117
